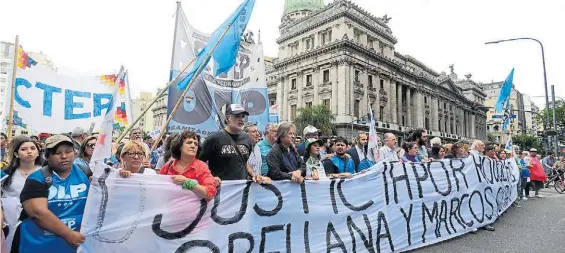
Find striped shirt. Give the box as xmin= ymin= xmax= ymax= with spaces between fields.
xmin=247 ymin=144 xmax=262 ymax=176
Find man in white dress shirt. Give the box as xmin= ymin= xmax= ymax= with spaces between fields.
xmin=378 ymin=133 xmax=399 ymax=162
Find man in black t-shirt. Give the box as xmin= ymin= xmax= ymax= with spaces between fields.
xmin=199 ymin=104 xmax=270 ymax=183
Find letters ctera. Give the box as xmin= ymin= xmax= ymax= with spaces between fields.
xmin=78 ymin=154 xmax=519 ymax=253
xmin=11 ymin=64 xmax=117 ymax=133
xmin=15 ymin=78 xmax=113 ymax=120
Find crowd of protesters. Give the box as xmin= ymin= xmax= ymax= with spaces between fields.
xmin=0 ymin=103 xmax=562 ymax=252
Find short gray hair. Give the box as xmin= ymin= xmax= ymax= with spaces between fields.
xmin=243 ymin=122 xmax=258 ymax=133
xmin=470 ymin=140 xmax=484 ymax=150
xmin=383 ymin=132 xmax=395 ymax=140
xmin=276 ymin=122 xmax=296 ymax=143
xmin=264 ymin=123 xmax=278 ymax=133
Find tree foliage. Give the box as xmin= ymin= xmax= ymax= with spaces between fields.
xmin=293 ymin=105 xmax=335 ymax=137
xmin=512 ymin=134 xmax=544 ymax=153
xmin=539 ymin=100 xmax=565 ymax=131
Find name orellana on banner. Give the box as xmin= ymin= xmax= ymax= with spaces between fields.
xmin=167 ymin=8 xmax=269 ymax=137
xmin=79 ymin=155 xmax=519 ymax=253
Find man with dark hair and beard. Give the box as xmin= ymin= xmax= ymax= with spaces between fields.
xmin=409 ymin=128 xmax=429 ymax=161
xmin=322 ymin=137 xmax=354 ymax=178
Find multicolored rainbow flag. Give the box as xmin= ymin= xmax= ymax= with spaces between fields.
xmin=17 ymin=46 xmax=37 ymax=70
xmin=100 ymin=74 xmax=118 ymax=87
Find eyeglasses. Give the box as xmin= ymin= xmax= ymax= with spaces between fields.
xmin=86 ymin=143 xmax=96 ymax=149
xmin=124 ymin=152 xmax=144 ymax=158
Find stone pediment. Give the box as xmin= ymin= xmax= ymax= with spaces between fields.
xmin=438 ymin=78 xmax=461 ymax=95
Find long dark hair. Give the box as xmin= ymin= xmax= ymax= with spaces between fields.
xmin=2 ymin=135 xmax=43 ymax=190
xmin=163 ymin=133 xmax=179 ymax=163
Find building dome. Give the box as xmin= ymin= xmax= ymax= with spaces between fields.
xmin=283 ymin=0 xmax=325 ymax=16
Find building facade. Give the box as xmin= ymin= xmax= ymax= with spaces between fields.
xmin=266 ymin=0 xmax=487 ymax=140
xmin=131 ymin=92 xmax=155 ymax=133
xmin=482 ymin=81 xmax=528 ymax=141
xmin=151 ymin=89 xmax=168 ymax=131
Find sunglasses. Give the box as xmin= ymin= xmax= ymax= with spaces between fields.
xmin=124 ymin=152 xmax=145 ymax=158
xmin=86 ymin=143 xmax=96 ymax=149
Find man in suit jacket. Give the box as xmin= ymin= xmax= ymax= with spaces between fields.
xmin=346 ymin=131 xmax=368 ymax=172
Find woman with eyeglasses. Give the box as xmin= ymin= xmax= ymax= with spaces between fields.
xmin=73 ymin=136 xmax=97 ymax=169
xmin=118 ymin=141 xmax=157 ymax=176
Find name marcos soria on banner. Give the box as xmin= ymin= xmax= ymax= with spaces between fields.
xmin=79 ymin=154 xmax=519 ymax=253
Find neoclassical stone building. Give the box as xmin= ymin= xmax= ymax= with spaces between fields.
xmin=266 ymin=0 xmax=487 ymax=140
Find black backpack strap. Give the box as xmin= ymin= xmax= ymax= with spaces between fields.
xmin=40 ymin=165 xmax=53 ymax=189
xmin=76 ymin=162 xmax=93 ymax=178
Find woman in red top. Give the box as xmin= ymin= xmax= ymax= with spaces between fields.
xmin=160 ymin=130 xmax=217 ymax=201
xmin=526 ymin=148 xmax=547 ymax=198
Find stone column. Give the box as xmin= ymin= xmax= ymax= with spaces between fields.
xmin=349 ymin=67 xmax=355 ymax=116
xmin=431 ymin=96 xmax=438 ymax=131
xmin=397 ymin=83 xmax=403 ymax=126
xmin=361 ymin=71 xmax=369 ymax=117
xmin=313 ymin=68 xmax=319 ymax=105
xmin=297 ymin=72 xmax=303 ymax=109
xmin=446 ymin=103 xmax=451 ymax=134
xmin=406 ymin=87 xmax=412 ymax=127
xmin=383 ymin=78 xmax=390 ymax=122
xmin=374 ymin=79 xmax=381 ymax=121
xmin=282 ymin=76 xmax=289 ymax=121
xmin=471 ymin=114 xmax=476 ymax=138
xmin=332 ymin=63 xmax=339 ymax=114
xmin=337 ymin=63 xmax=347 ymax=116
xmin=390 ymin=79 xmax=397 ymax=124
xmin=276 ymin=77 xmax=284 ymax=120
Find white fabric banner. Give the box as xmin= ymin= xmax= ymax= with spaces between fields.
xmin=79 ymin=155 xmax=519 ymax=253
xmin=6 ymin=57 xmax=130 ymax=133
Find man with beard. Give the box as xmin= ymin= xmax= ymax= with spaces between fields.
xmin=323 ymin=136 xmax=355 ymax=178
xmin=410 ymin=128 xmax=429 ymax=161
xmin=199 ymin=104 xmax=267 ymax=183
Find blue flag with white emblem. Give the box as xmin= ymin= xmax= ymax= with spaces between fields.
xmin=176 ymin=0 xmax=256 ymax=91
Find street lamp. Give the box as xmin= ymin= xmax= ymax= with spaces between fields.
xmin=484 ymin=37 xmax=551 ymax=135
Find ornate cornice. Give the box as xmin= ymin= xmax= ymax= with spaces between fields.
xmin=277 ymin=2 xmax=396 ymax=45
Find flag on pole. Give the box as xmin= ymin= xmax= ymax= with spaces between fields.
xmin=367 ymin=108 xmax=380 ymax=161
xmin=176 ymin=0 xmax=256 ymax=91
xmin=495 ymin=68 xmax=514 ymax=113
xmin=505 ymin=136 xmax=513 ymax=151
xmin=90 ymin=68 xmax=124 ymax=164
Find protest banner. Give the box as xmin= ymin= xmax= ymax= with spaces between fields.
xmin=79 ymin=154 xmax=518 ymax=253
xmin=1 ymin=42 xmax=131 ymax=134
xmin=8 ymin=62 xmax=131 ymax=133
xmin=166 ymin=8 xmax=269 ymax=137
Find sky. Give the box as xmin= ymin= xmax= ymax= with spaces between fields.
xmin=1 ymin=0 xmax=564 ymax=108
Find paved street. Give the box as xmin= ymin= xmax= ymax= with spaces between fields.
xmin=411 ymin=188 xmax=565 ymax=253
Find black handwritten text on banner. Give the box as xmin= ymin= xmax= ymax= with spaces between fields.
xmin=78 ymin=155 xmax=518 ymax=253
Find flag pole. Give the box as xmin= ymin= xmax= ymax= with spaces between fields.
xmin=114 ymin=56 xmax=197 ymax=144
xmin=7 ymin=35 xmax=19 ymax=140
xmin=147 ymin=24 xmax=233 ymax=157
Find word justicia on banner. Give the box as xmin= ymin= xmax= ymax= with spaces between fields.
xmin=79 ymin=154 xmax=518 ymax=253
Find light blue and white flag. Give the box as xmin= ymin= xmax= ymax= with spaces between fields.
xmin=495 ymin=68 xmax=514 ymax=113
xmin=167 ymin=1 xmax=268 ymax=137
xmin=176 ymin=0 xmax=256 ymax=91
